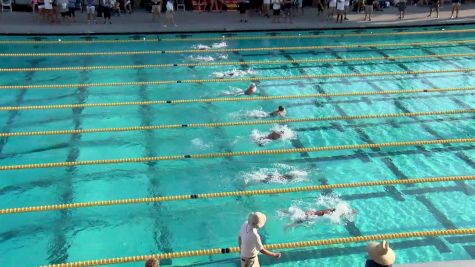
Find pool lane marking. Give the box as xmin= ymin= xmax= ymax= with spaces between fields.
xmin=40 ymin=228 xmax=475 ymax=267
xmin=1 ymin=28 xmax=475 ymax=45
xmin=1 ymin=106 xmax=472 ymax=139
xmin=0 ymin=137 xmax=474 ymax=171
xmin=1 ymin=175 xmax=473 ymax=215
xmin=1 ymin=86 xmax=474 ymax=111
xmin=1 ymin=52 xmax=473 ymax=72
xmin=0 ymin=68 xmax=474 ymax=90
xmin=1 ymin=40 xmax=474 ymax=57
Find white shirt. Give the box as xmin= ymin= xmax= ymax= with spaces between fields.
xmin=329 ymin=0 xmax=336 ymax=7
xmin=336 ymin=0 xmax=345 ymax=9
xmin=44 ymin=0 xmax=52 ymax=9
xmin=272 ymin=0 xmax=280 ymax=9
xmin=166 ymin=1 xmax=173 ymax=11
xmin=239 ymin=221 xmax=264 ymax=258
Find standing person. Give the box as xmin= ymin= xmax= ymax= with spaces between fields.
xmin=426 ymin=0 xmax=439 ymax=18
xmin=271 ymin=0 xmax=281 ymax=23
xmin=239 ymin=0 xmax=250 ymax=22
xmin=262 ymin=0 xmax=270 ymax=17
xmin=238 ymin=212 xmax=282 ymax=267
xmin=328 ymin=0 xmax=336 ymax=19
xmin=335 ymin=0 xmax=344 ymax=22
xmin=396 ymin=0 xmax=405 ymax=19
xmin=151 ymin=0 xmax=162 ymax=21
xmin=43 ymin=0 xmax=54 ymax=22
xmin=363 ymin=0 xmax=374 ymax=21
xmin=450 ymin=0 xmax=461 ymax=19
xmin=282 ymin=0 xmax=292 ymax=23
xmin=124 ymin=0 xmax=132 ymax=14
xmin=209 ymin=0 xmax=219 ymax=11
xmin=101 ymin=0 xmax=112 ymax=23
xmin=315 ymin=0 xmax=323 ymax=15
xmin=86 ymin=0 xmax=96 ymax=23
xmin=67 ymin=0 xmax=76 ymax=22
xmin=343 ymin=0 xmax=349 ymax=20
xmin=145 ymin=258 xmax=159 ymax=267
xmin=164 ymin=0 xmax=177 ymax=26
xmin=365 ymin=241 xmax=396 ymax=267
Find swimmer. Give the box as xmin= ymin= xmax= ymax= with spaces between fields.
xmin=263 ymin=172 xmax=297 ymax=183
xmin=284 ymin=208 xmax=337 ymax=230
xmin=255 ymin=130 xmax=284 ymax=146
xmin=269 ymin=106 xmax=286 ymax=117
xmin=245 ymin=83 xmax=257 ymax=95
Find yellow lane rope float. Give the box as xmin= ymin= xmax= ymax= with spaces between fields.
xmin=0 ymin=29 xmax=474 ymax=44
xmin=1 ymin=52 xmax=473 ymax=72
xmin=0 ymin=138 xmax=474 ymax=171
xmin=42 ymin=228 xmax=475 ymax=267
xmin=1 ymin=39 xmax=474 ymax=57
xmin=1 ymin=86 xmax=474 ymax=111
xmin=1 ymin=175 xmax=473 ymax=215
xmin=1 ymin=109 xmax=473 ymax=138
xmin=1 ymin=68 xmax=473 ymax=90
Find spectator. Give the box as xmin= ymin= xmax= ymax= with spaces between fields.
xmin=366 ymin=241 xmax=395 ymax=267
xmin=396 ymin=0 xmax=405 ymax=19
xmin=427 ymin=0 xmax=439 ymax=18
xmin=86 ymin=0 xmax=96 ymax=23
xmin=164 ymin=0 xmax=177 ymax=27
xmin=282 ymin=0 xmax=292 ymax=23
xmin=43 ymin=0 xmax=54 ymax=22
xmin=238 ymin=212 xmax=281 ymax=267
xmin=450 ymin=0 xmax=461 ymax=19
xmin=271 ymin=0 xmax=281 ymax=23
xmin=210 ymin=0 xmax=220 ymax=11
xmin=101 ymin=0 xmax=113 ymax=23
xmin=343 ymin=0 xmax=349 ymax=20
xmin=363 ymin=0 xmax=374 ymax=21
xmin=293 ymin=0 xmax=303 ymax=15
xmin=315 ymin=0 xmax=323 ymax=15
xmin=239 ymin=0 xmax=250 ymax=22
xmin=262 ymin=0 xmax=270 ymax=17
xmin=328 ymin=0 xmax=336 ymax=19
xmin=111 ymin=0 xmax=121 ymax=16
xmin=336 ymin=0 xmax=344 ymax=22
xmin=145 ymin=258 xmax=159 ymax=267
xmin=124 ymin=0 xmax=132 ymax=14
xmin=67 ymin=0 xmax=76 ymax=22
xmin=151 ymin=0 xmax=162 ymax=21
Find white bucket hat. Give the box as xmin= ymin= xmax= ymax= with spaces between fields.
xmin=367 ymin=241 xmax=396 ymax=265
xmin=248 ymin=212 xmax=267 ymax=228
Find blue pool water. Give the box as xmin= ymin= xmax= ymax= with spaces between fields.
xmin=0 ymin=25 xmax=475 ymax=267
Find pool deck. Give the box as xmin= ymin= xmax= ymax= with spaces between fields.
xmin=0 ymin=4 xmax=474 ymax=34
xmin=397 ymin=260 xmax=475 ymax=266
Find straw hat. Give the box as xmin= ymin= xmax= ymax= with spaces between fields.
xmin=367 ymin=241 xmax=395 ymax=266
xmin=248 ymin=212 xmax=267 ymax=228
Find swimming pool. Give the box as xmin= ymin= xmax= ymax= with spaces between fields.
xmin=0 ymin=25 xmax=475 ymax=267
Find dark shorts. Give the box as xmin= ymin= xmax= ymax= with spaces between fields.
xmin=397 ymin=2 xmax=405 ymax=11
xmin=273 ymin=8 xmax=280 ymax=15
xmin=430 ymin=1 xmax=439 ymax=8
xmin=239 ymin=2 xmax=249 ymax=13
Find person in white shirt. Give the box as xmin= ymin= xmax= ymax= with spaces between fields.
xmin=343 ymin=0 xmax=350 ymax=20
xmin=336 ymin=0 xmax=344 ymax=23
xmin=164 ymin=0 xmax=177 ymax=27
xmin=271 ymin=0 xmax=281 ymax=23
xmin=262 ymin=0 xmax=270 ymax=17
xmin=328 ymin=0 xmax=336 ymax=19
xmin=238 ymin=212 xmax=281 ymax=267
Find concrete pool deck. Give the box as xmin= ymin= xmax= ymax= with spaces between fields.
xmin=0 ymin=4 xmax=474 ymax=34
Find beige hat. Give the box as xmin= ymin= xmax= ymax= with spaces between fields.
xmin=248 ymin=212 xmax=267 ymax=228
xmin=367 ymin=241 xmax=396 ymax=266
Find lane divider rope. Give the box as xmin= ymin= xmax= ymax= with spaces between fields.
xmin=0 ymin=68 xmax=473 ymax=90
xmin=41 ymin=228 xmax=475 ymax=267
xmin=2 ymin=175 xmax=473 ymax=215
xmin=2 ymin=109 xmax=473 ymax=137
xmin=1 ymin=86 xmax=474 ymax=111
xmin=0 ymin=138 xmax=474 ymax=171
xmin=1 ymin=39 xmax=474 ymax=57
xmin=1 ymin=52 xmax=473 ymax=72
xmin=2 ymin=28 xmax=475 ymax=44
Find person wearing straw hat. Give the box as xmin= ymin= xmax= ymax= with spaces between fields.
xmin=238 ymin=212 xmax=281 ymax=267
xmin=366 ymin=240 xmax=396 ymax=267
xmin=145 ymin=258 xmax=159 ymax=267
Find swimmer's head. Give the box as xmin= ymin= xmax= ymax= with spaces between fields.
xmin=145 ymin=258 xmax=159 ymax=267
xmin=250 ymin=82 xmax=256 ymax=88
xmin=278 ymin=106 xmax=285 ymax=111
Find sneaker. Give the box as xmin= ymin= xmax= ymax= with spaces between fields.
xmin=344 ymin=17 xmax=349 ymax=20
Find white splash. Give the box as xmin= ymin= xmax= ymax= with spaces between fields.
xmin=251 ymin=124 xmax=296 ymax=146
xmin=316 ymin=194 xmax=357 ymax=225
xmin=212 ymin=68 xmax=256 ymax=79
xmin=220 ymin=86 xmax=245 ymax=96
xmin=229 ymin=108 xmax=270 ymax=119
xmin=188 ymin=55 xmax=216 ymax=62
xmin=192 ymin=41 xmax=227 ymax=50
xmin=191 ymin=138 xmax=212 ymax=149
xmin=242 ymin=164 xmax=308 ymax=185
